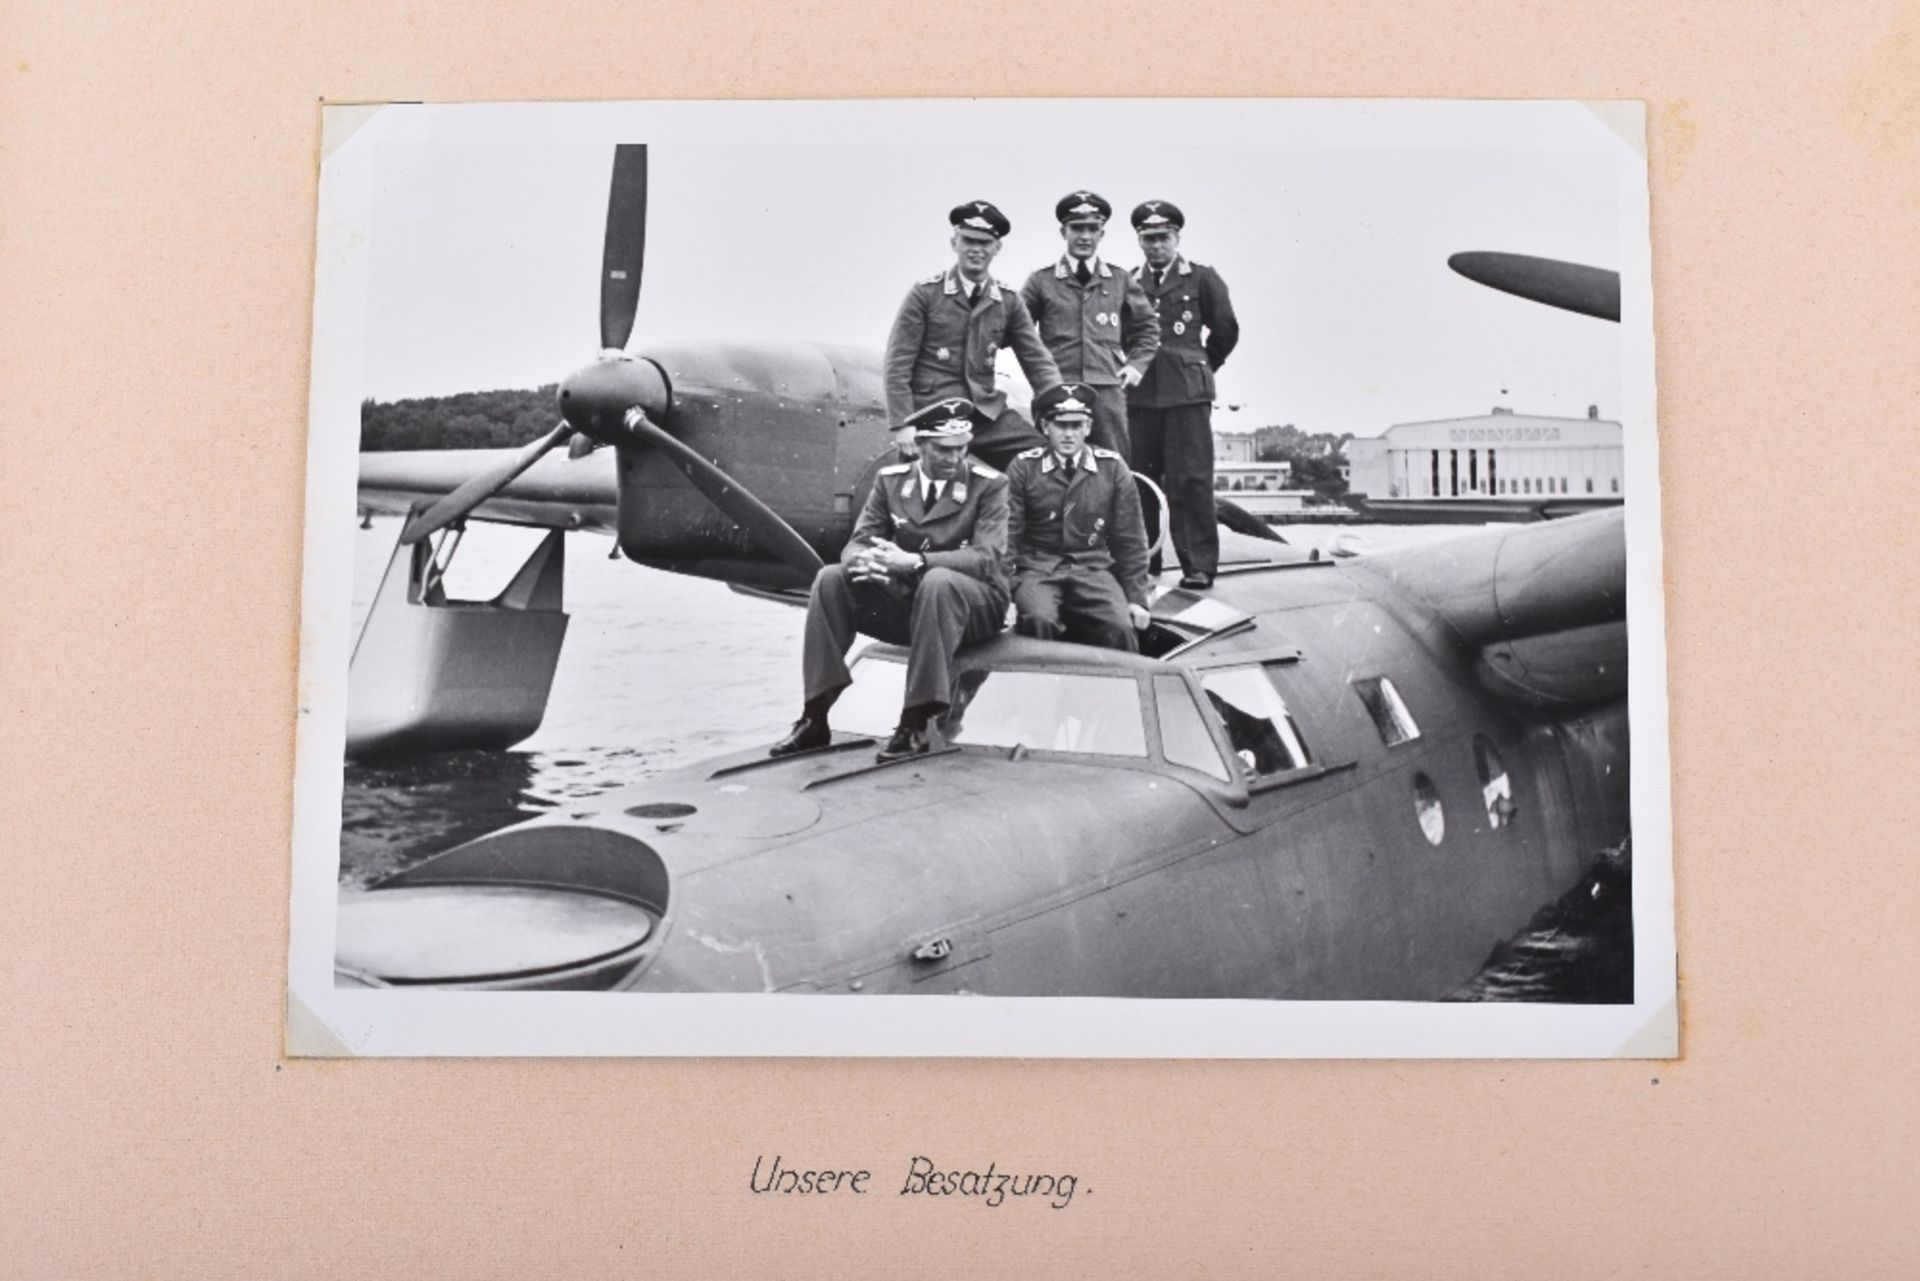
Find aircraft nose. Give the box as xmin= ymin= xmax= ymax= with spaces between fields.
xmin=559 ymin=355 xmax=671 ymax=439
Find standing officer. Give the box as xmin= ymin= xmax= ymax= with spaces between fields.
xmin=1019 ymin=190 xmax=1160 ymax=461
xmin=884 ymin=201 xmax=1061 ymax=469
xmin=770 ymin=398 xmax=1011 ymax=764
xmin=1127 ymin=200 xmax=1239 ymax=589
xmin=1006 ymin=383 xmax=1152 ymax=652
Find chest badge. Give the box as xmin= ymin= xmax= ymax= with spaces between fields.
xmin=1173 ymin=321 xmax=1187 ymax=335
xmin=936 ymin=347 xmax=951 ymax=360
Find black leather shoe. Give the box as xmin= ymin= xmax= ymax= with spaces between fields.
xmin=769 ymin=714 xmax=830 ymax=757
xmin=1178 ymin=571 xmax=1215 ymax=590
xmin=876 ymin=723 xmax=932 ymax=763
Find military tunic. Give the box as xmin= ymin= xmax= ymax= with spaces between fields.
xmin=802 ymin=457 xmax=1010 ymax=712
xmin=1004 ymin=445 xmax=1151 ymax=653
xmin=1019 ymin=257 xmax=1160 ymax=459
xmin=884 ymin=268 xmax=1061 ymax=462
xmin=1126 ymin=256 xmax=1240 ymax=579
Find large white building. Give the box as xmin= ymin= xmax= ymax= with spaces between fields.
xmin=1346 ymin=407 xmax=1623 ymax=511
xmin=1213 ymin=431 xmax=1258 ymax=463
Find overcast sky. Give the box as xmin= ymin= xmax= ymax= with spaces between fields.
xmin=346 ymin=101 xmax=1638 ymax=438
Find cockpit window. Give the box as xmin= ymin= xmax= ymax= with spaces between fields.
xmin=1154 ymin=675 xmax=1231 ymax=782
xmin=1150 ymin=591 xmax=1250 ymax=634
xmin=942 ymin=670 xmax=1148 ymax=757
xmin=1199 ymin=665 xmax=1313 ymax=778
xmin=837 ymin=654 xmax=1148 ymax=757
xmin=1353 ymin=676 xmax=1420 ymax=746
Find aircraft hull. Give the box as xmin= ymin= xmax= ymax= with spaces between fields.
xmin=359 ymin=695 xmax=1622 ymax=1000
xmin=338 ymin=513 xmax=1633 ymax=1000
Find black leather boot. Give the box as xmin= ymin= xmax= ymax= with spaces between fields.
xmin=769 ymin=713 xmax=831 ymax=757
xmin=876 ymin=722 xmax=932 ymax=763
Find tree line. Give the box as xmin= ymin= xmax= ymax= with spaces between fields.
xmin=361 ymin=388 xmax=1354 ymax=501
xmin=361 ymin=387 xmax=559 ymax=451
xmin=1250 ymin=424 xmax=1353 ymax=499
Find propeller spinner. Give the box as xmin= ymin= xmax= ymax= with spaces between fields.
xmin=399 ymin=148 xmax=825 ymax=577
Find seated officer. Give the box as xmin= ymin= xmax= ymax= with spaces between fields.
xmin=1005 ymin=383 xmax=1152 ymax=653
xmin=771 ymin=398 xmax=1011 ymax=763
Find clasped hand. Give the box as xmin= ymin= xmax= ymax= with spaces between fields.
xmin=849 ymin=539 xmax=922 ymax=583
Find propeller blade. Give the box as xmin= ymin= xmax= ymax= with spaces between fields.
xmin=600 ymin=145 xmax=649 ymax=351
xmin=620 ymin=412 xmax=827 ymax=579
xmin=399 ymin=420 xmax=574 ymax=544
xmin=1448 ymin=252 xmax=1620 ymax=323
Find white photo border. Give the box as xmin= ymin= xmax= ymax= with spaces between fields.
xmin=289 ymin=98 xmax=1675 ymax=1057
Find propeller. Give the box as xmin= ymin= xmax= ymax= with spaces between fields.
xmin=399 ymin=146 xmax=654 ymax=546
xmin=1447 ymin=252 xmax=1621 ymax=323
xmin=400 ymin=420 xmax=575 ymax=544
xmin=400 ymin=143 xmax=828 ymax=582
xmin=600 ymin=144 xmax=649 ymax=350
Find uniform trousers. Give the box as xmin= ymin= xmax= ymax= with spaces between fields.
xmin=1085 ymin=383 xmax=1132 ymax=461
xmin=964 ymin=407 xmax=1045 ymax=473
xmin=1012 ymin=567 xmax=1138 ymax=653
xmin=803 ymin=564 xmax=1007 ymax=711
xmin=1129 ymin=402 xmax=1218 ymax=579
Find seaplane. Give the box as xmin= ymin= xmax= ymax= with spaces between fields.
xmin=335 ymin=146 xmax=1634 ymax=1000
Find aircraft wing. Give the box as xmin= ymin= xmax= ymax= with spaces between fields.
xmin=357 ymin=448 xmax=621 ymax=534
xmin=1357 ymin=507 xmax=1629 ymax=712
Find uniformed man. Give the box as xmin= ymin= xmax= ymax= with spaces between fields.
xmin=1127 ymin=200 xmax=1240 ymax=590
xmin=1019 ymin=190 xmax=1159 ymax=460
xmin=1006 ymin=383 xmax=1152 ymax=652
xmin=884 ymin=200 xmax=1061 ymax=469
xmin=770 ymin=398 xmax=1011 ymax=764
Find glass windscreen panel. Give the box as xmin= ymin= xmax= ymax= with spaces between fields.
xmin=1199 ymin=665 xmax=1313 ymax=778
xmin=943 ymin=670 xmax=1149 ymax=757
xmin=1154 ymin=675 xmax=1231 ymax=782
xmin=1149 ymin=591 xmax=1250 ymax=634
xmin=841 ymin=657 xmax=1149 ymax=757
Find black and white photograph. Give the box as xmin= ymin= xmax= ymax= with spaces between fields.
xmin=288 ymin=98 xmax=1674 ymax=1056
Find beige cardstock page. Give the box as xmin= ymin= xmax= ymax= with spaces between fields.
xmin=4 ymin=1 xmax=1915 ymax=1274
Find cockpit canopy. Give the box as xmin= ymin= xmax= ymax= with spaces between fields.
xmin=836 ymin=632 xmax=1329 ymax=800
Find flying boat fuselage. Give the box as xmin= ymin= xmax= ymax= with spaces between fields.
xmin=348 ymin=513 xmax=1632 ymax=999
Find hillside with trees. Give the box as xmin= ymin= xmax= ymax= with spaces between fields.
xmin=360 ymin=387 xmax=559 ymax=451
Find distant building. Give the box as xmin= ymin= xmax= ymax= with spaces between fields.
xmin=1214 ymin=459 xmax=1293 ymax=493
xmin=1213 ymin=431 xmax=1258 ymax=463
xmin=1346 ymin=406 xmax=1622 ymax=519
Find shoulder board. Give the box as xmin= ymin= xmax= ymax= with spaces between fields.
xmin=969 ymin=460 xmax=1003 ymax=478
xmin=920 ymin=271 xmax=944 ymax=284
xmin=1013 ymin=446 xmax=1045 ymax=460
xmin=878 ymin=462 xmax=912 ymax=475
xmin=1090 ymin=447 xmax=1123 ymax=460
